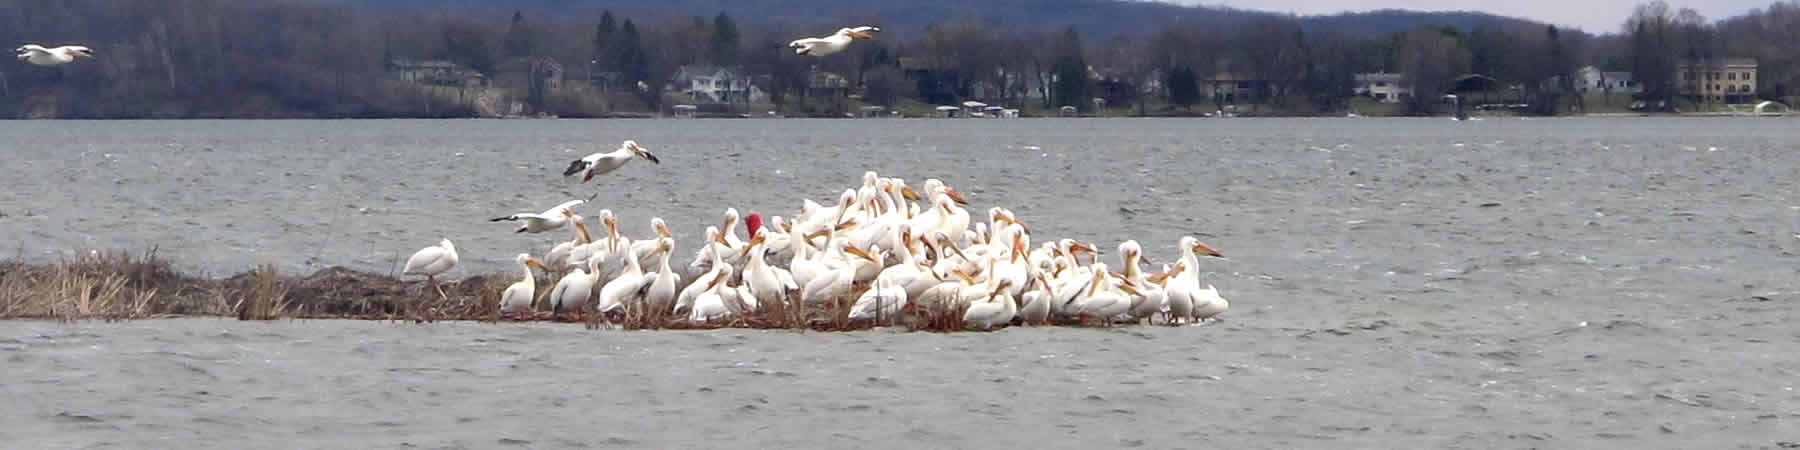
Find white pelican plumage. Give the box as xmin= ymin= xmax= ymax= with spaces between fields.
xmin=1191 ymin=282 xmax=1230 ymax=323
xmin=596 ymin=242 xmax=655 ymax=315
xmin=644 ymin=237 xmax=680 ymax=314
xmin=403 ymin=239 xmax=459 ymax=299
xmin=676 ymin=231 xmax=731 ymax=314
xmin=1018 ymin=272 xmax=1054 ymax=325
xmin=1165 ymin=236 xmax=1223 ymax=324
xmin=549 ymin=258 xmax=601 ymax=318
xmin=1070 ymin=263 xmax=1137 ymax=326
xmin=490 ymin=199 xmax=585 ymax=233
xmin=629 ymin=217 xmax=676 ymax=271
xmin=962 ymin=280 xmax=1017 ymax=330
xmin=741 ymin=233 xmax=796 ymax=311
xmin=545 ymin=213 xmax=591 ymax=276
xmin=562 ymin=140 xmax=660 ymax=183
xmin=788 ymin=26 xmax=879 ymax=57
xmin=500 ymin=253 xmax=548 ymax=317
xmin=848 ymin=277 xmax=908 ymax=323
xmin=15 ymin=44 xmax=92 ymax=66
xmin=688 ymin=267 xmax=734 ymax=322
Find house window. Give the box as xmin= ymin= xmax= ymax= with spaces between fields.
xmin=1375 ymin=81 xmax=1387 ymax=87
xmin=1746 ymin=72 xmax=1753 ymax=80
xmin=1375 ymin=93 xmax=1388 ymax=100
xmin=1729 ymin=73 xmax=1736 ymax=80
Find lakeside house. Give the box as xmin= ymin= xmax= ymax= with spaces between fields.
xmin=1204 ymin=72 xmax=1271 ymax=105
xmin=670 ymin=65 xmax=763 ymax=103
xmin=1574 ymin=66 xmax=1640 ymax=95
xmin=1678 ymin=58 xmax=1758 ymax=104
xmin=807 ymin=70 xmax=851 ymax=97
xmin=1353 ymin=72 xmax=1410 ymax=103
xmin=494 ymin=57 xmax=564 ymax=91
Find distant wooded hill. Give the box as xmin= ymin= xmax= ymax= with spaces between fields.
xmin=311 ymin=0 xmax=1554 ymax=38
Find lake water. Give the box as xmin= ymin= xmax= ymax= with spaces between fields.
xmin=3 ymin=117 xmax=1800 ymax=448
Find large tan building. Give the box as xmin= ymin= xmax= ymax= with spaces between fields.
xmin=1678 ymin=58 xmax=1758 ymax=104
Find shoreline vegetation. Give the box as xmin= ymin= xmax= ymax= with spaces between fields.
xmin=0 ymin=250 xmax=1074 ymax=332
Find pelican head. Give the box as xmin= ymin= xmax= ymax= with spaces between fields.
xmin=519 ymin=253 xmax=549 ymax=271
xmin=720 ymin=208 xmax=740 ymax=233
xmin=623 ymin=140 xmax=659 ymax=164
xmin=838 ymin=189 xmax=858 ymax=209
xmin=438 ymin=238 xmax=456 ymax=252
xmin=648 ymin=217 xmax=671 ymax=238
xmin=705 ymin=226 xmax=724 ymax=246
xmin=862 ymin=171 xmax=880 ymax=188
xmin=656 ymin=237 xmax=674 ymax=254
xmin=1181 ymin=236 xmax=1223 ymax=258
xmin=599 ymin=209 xmax=618 ymax=231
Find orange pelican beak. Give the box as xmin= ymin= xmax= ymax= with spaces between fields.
xmin=848 ymin=31 xmax=874 ymax=39
xmin=629 ymin=142 xmax=660 ymax=164
xmin=901 ymin=186 xmax=921 ymax=201
xmin=843 ymin=246 xmax=877 ymax=263
xmin=655 ymin=221 xmax=674 ymax=238
xmin=525 ymin=258 xmax=549 ymax=271
xmin=1192 ymin=241 xmax=1223 ymax=258
xmin=834 ymin=218 xmax=859 ymax=231
xmin=712 ymin=231 xmax=730 ymax=246
xmin=946 ymin=188 xmax=968 ymax=205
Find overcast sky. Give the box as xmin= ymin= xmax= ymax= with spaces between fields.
xmin=1177 ymin=0 xmax=1771 ymax=33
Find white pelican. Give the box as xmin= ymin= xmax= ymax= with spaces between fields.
xmin=596 ymin=243 xmax=655 ymax=315
xmin=741 ymin=233 xmax=796 ymax=311
xmin=788 ymin=26 xmax=879 ymax=57
xmin=15 ymin=44 xmax=92 ymax=66
xmin=644 ymin=237 xmax=680 ymax=314
xmin=545 ymin=213 xmax=591 ymax=276
xmin=875 ymin=227 xmax=939 ymax=301
xmin=1148 ymin=263 xmax=1188 ymax=324
xmin=849 ymin=277 xmax=908 ymax=324
xmin=676 ymin=231 xmax=731 ymax=314
xmin=562 ymin=140 xmax=660 ymax=183
xmin=688 ymin=269 xmax=734 ymax=322
xmin=500 ymin=254 xmax=548 ymax=317
xmin=549 ymin=258 xmax=601 ymax=318
xmin=962 ymin=280 xmax=1017 ymax=330
xmin=490 ymin=199 xmax=585 ymax=233
xmin=800 ymin=243 xmax=873 ymax=306
xmin=584 ymin=209 xmax=633 ymax=281
xmin=1070 ymin=263 xmax=1138 ymax=326
xmin=1191 ymin=282 xmax=1229 ymax=323
xmin=403 ymin=239 xmax=458 ymax=299
xmin=1166 ymin=236 xmax=1224 ymax=323
xmin=629 ymin=217 xmax=676 ymax=270
xmin=1018 ymin=272 xmax=1054 ymax=325
xmin=1119 ymin=240 xmax=1166 ymax=324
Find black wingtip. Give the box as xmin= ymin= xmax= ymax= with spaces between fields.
xmin=489 ymin=216 xmax=510 ymax=222
xmin=563 ymin=160 xmax=587 ymax=176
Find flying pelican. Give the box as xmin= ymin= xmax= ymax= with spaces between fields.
xmin=500 ymin=253 xmax=549 ymax=318
xmin=788 ymin=26 xmax=879 ymax=57
xmin=490 ymin=199 xmax=587 ymax=233
xmin=15 ymin=44 xmax=93 ymax=66
xmin=403 ymin=239 xmax=459 ymax=300
xmin=563 ymin=140 xmax=660 ymax=183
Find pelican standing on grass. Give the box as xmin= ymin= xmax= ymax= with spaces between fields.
xmin=403 ymin=239 xmax=459 ymax=300
xmin=788 ymin=26 xmax=879 ymax=57
xmin=563 ymin=140 xmax=660 ymax=183
xmin=500 ymin=253 xmax=548 ymax=317
xmin=15 ymin=44 xmax=93 ymax=66
xmin=490 ymin=199 xmax=587 ymax=233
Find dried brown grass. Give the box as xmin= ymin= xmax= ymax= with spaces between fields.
xmin=0 ymin=249 xmax=1049 ymax=332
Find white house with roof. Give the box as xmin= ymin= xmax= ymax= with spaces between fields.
xmin=1354 ymin=72 xmax=1410 ymax=103
xmin=1574 ymin=66 xmax=1641 ymax=94
xmin=671 ymin=65 xmax=763 ymax=103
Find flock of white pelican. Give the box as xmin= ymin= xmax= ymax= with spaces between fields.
xmin=402 ymin=140 xmax=1231 ymax=330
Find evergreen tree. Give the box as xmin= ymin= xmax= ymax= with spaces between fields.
xmin=709 ymin=13 xmax=740 ymax=67
xmin=594 ymin=11 xmax=616 ymax=70
xmin=502 ymin=11 xmax=536 ymax=56
xmin=1051 ymin=26 xmax=1089 ymax=110
xmin=1166 ymin=65 xmax=1199 ymax=110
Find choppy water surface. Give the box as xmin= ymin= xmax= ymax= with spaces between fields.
xmin=4 ymin=118 xmax=1800 ymax=448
